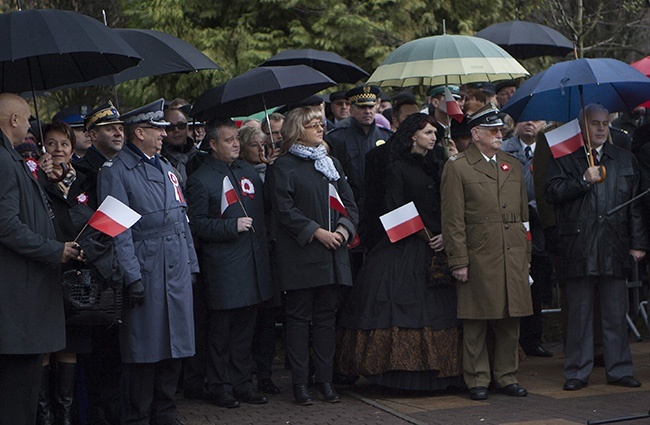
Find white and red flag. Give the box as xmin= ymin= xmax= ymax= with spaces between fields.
xmin=220 ymin=176 xmax=239 ymax=216
xmin=440 ymin=86 xmax=465 ymax=123
xmin=88 ymin=195 xmax=141 ymax=237
xmin=523 ymin=221 xmax=532 ymax=241
xmin=380 ymin=201 xmax=425 ymax=243
xmin=328 ymin=184 xmax=348 ymax=217
xmin=546 ymin=119 xmax=584 ymax=159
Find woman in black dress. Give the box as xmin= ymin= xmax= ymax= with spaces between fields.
xmin=337 ymin=113 xmax=463 ymax=391
xmin=267 ymin=107 xmax=358 ymax=405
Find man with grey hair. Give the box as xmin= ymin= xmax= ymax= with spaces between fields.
xmin=545 ymin=103 xmax=647 ymax=391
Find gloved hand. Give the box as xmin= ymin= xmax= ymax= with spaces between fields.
xmin=127 ymin=279 xmax=145 ymax=308
xmin=191 ymin=273 xmax=199 ymax=286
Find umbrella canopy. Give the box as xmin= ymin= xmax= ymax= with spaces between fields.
xmin=260 ymin=49 xmax=368 ymax=84
xmin=0 ymin=9 xmax=141 ymax=93
xmin=501 ymin=58 xmax=650 ymax=122
xmin=62 ymin=28 xmax=221 ymax=88
xmin=474 ymin=20 xmax=574 ymax=60
xmin=191 ymin=65 xmax=336 ymax=121
xmin=630 ymin=56 xmax=650 ymax=77
xmin=367 ymin=34 xmax=529 ymax=88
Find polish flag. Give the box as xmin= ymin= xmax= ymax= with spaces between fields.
xmin=523 ymin=221 xmax=532 ymax=241
xmin=328 ymin=184 xmax=348 ymax=217
xmin=440 ymin=86 xmax=465 ymax=123
xmin=546 ymin=119 xmax=584 ymax=159
xmin=88 ymin=195 xmax=141 ymax=237
xmin=220 ymin=176 xmax=239 ymax=216
xmin=380 ymin=201 xmax=425 ymax=243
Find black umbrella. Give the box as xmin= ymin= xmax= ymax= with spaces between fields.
xmin=60 ymin=28 xmax=221 ymax=88
xmin=0 ymin=9 xmax=141 ymax=93
xmin=260 ymin=49 xmax=368 ymax=84
xmin=474 ymin=20 xmax=574 ymax=60
xmin=191 ymin=65 xmax=336 ymax=121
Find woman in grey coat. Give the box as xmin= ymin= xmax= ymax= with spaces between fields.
xmin=267 ymin=107 xmax=358 ymax=405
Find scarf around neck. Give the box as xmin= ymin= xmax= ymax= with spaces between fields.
xmin=288 ymin=143 xmax=340 ymax=181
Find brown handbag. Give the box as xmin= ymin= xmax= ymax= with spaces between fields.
xmin=426 ymin=250 xmax=454 ymax=286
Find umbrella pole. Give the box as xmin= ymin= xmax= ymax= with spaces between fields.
xmin=262 ymin=96 xmax=275 ymax=149
xmin=27 ymin=58 xmax=45 ymax=152
xmin=579 ymin=85 xmax=606 ymax=182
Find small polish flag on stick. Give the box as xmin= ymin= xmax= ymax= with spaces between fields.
xmin=380 ymin=201 xmax=425 ymax=243
xmin=329 ymin=184 xmax=348 ymax=217
xmin=87 ymin=195 xmax=141 ymax=238
xmin=440 ymin=86 xmax=465 ymax=123
xmin=221 ymin=176 xmax=239 ymax=216
xmin=546 ymin=119 xmax=584 ymax=159
xmin=523 ymin=221 xmax=532 ymax=241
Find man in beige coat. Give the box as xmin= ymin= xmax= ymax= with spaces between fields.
xmin=441 ymin=103 xmax=533 ymax=401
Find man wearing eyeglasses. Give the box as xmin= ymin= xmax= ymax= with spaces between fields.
xmin=162 ymin=107 xmax=197 ymax=188
xmin=441 ymin=102 xmax=532 ymax=401
xmin=98 ymin=99 xmax=199 ymax=425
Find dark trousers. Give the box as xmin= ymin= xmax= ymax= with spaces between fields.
xmin=564 ymin=276 xmax=633 ymax=383
xmin=285 ymin=284 xmax=340 ymax=384
xmin=0 ymin=353 xmax=43 ymax=425
xmin=520 ymin=254 xmax=553 ymax=350
xmin=253 ymin=305 xmax=279 ymax=381
xmin=206 ymin=305 xmax=258 ymax=394
xmin=122 ymin=358 xmax=182 ymax=425
xmin=183 ymin=280 xmax=209 ymax=391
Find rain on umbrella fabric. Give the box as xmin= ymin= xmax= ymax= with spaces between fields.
xmin=367 ymin=34 xmax=529 ymax=88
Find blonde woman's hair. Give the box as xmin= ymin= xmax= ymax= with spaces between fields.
xmin=281 ymin=107 xmax=322 ymax=154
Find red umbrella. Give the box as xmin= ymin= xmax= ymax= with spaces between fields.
xmin=630 ymin=57 xmax=650 ymax=106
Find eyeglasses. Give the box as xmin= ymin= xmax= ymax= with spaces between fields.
xmin=168 ymin=122 xmax=188 ymax=131
xmin=304 ymin=121 xmax=324 ymax=130
xmin=479 ymin=127 xmax=503 ymax=136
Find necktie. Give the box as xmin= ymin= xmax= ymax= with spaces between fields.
xmin=591 ymin=149 xmax=599 ymax=166
xmin=490 ymin=159 xmax=497 ymax=169
xmin=524 ymin=146 xmax=532 ymax=160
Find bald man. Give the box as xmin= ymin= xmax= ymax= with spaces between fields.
xmin=0 ymin=94 xmax=82 ymax=424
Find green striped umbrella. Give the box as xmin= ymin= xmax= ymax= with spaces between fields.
xmin=367 ymin=34 xmax=529 ymax=88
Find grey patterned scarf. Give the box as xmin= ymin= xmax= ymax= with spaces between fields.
xmin=288 ymin=143 xmax=340 ymax=181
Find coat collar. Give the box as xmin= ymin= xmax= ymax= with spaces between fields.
xmin=204 ymin=154 xmax=244 ymax=172
xmin=119 ymin=142 xmax=165 ymax=182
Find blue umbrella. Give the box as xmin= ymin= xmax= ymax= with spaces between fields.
xmin=501 ymin=58 xmax=650 ymax=122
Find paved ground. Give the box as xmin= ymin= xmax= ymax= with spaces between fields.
xmin=177 ymin=339 xmax=650 ymax=425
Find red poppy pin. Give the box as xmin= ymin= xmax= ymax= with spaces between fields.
xmin=501 ymin=163 xmax=510 ymax=172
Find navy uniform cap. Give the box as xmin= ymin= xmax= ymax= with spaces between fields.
xmin=495 ymin=80 xmax=517 ymax=93
xmin=84 ymin=101 xmax=122 ymax=131
xmin=52 ymin=105 xmax=91 ymax=129
xmin=467 ymin=102 xmax=504 ymax=129
xmin=428 ymin=85 xmax=461 ymax=98
xmin=329 ymin=90 xmax=347 ymax=102
xmin=122 ymin=98 xmax=170 ymax=127
xmin=345 ymin=85 xmax=380 ymax=106
xmin=288 ymin=95 xmax=325 ymax=111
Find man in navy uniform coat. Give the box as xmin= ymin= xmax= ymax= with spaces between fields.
xmin=98 ymin=98 xmax=199 ymax=425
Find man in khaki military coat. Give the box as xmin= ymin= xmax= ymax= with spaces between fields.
xmin=441 ymin=103 xmax=533 ymax=401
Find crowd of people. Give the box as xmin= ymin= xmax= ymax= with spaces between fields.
xmin=1 ymin=75 xmax=649 ymax=425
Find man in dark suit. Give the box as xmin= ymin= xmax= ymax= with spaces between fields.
xmin=0 ymin=93 xmax=82 ymax=425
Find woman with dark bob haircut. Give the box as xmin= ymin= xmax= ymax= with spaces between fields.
xmin=337 ymin=113 xmax=463 ymax=391
xmin=267 ymin=106 xmax=358 ymax=405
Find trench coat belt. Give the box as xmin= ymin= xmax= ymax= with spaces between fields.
xmin=131 ymin=222 xmax=185 ymax=241
xmin=464 ymin=213 xmax=521 ymax=224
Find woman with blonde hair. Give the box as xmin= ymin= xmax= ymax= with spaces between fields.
xmin=267 ymin=107 xmax=358 ymax=405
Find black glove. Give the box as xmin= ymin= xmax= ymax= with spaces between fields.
xmin=126 ymin=279 xmax=145 ymax=308
xmin=191 ymin=273 xmax=199 ymax=286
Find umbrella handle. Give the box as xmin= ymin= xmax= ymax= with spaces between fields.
xmin=595 ymin=165 xmax=606 ymax=184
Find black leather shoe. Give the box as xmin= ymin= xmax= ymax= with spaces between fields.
xmin=524 ymin=346 xmax=554 ymax=358
xmin=293 ymin=384 xmax=314 ymax=406
xmin=469 ymin=386 xmax=488 ymax=400
xmin=316 ymin=382 xmax=340 ymax=403
xmin=258 ymin=377 xmax=281 ymax=395
xmin=235 ymin=389 xmax=268 ymax=404
xmin=213 ymin=392 xmax=240 ymax=408
xmin=563 ymin=378 xmax=588 ymax=391
xmin=497 ymin=383 xmax=527 ymax=397
xmin=608 ymin=376 xmax=641 ymax=388
xmin=184 ymin=387 xmax=212 ymax=401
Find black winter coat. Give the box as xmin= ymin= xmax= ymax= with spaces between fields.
xmin=545 ymin=143 xmax=647 ymax=279
xmin=267 ymin=153 xmax=358 ymax=291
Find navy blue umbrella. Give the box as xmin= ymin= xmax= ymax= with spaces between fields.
xmin=502 ymin=58 xmax=650 ymax=122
